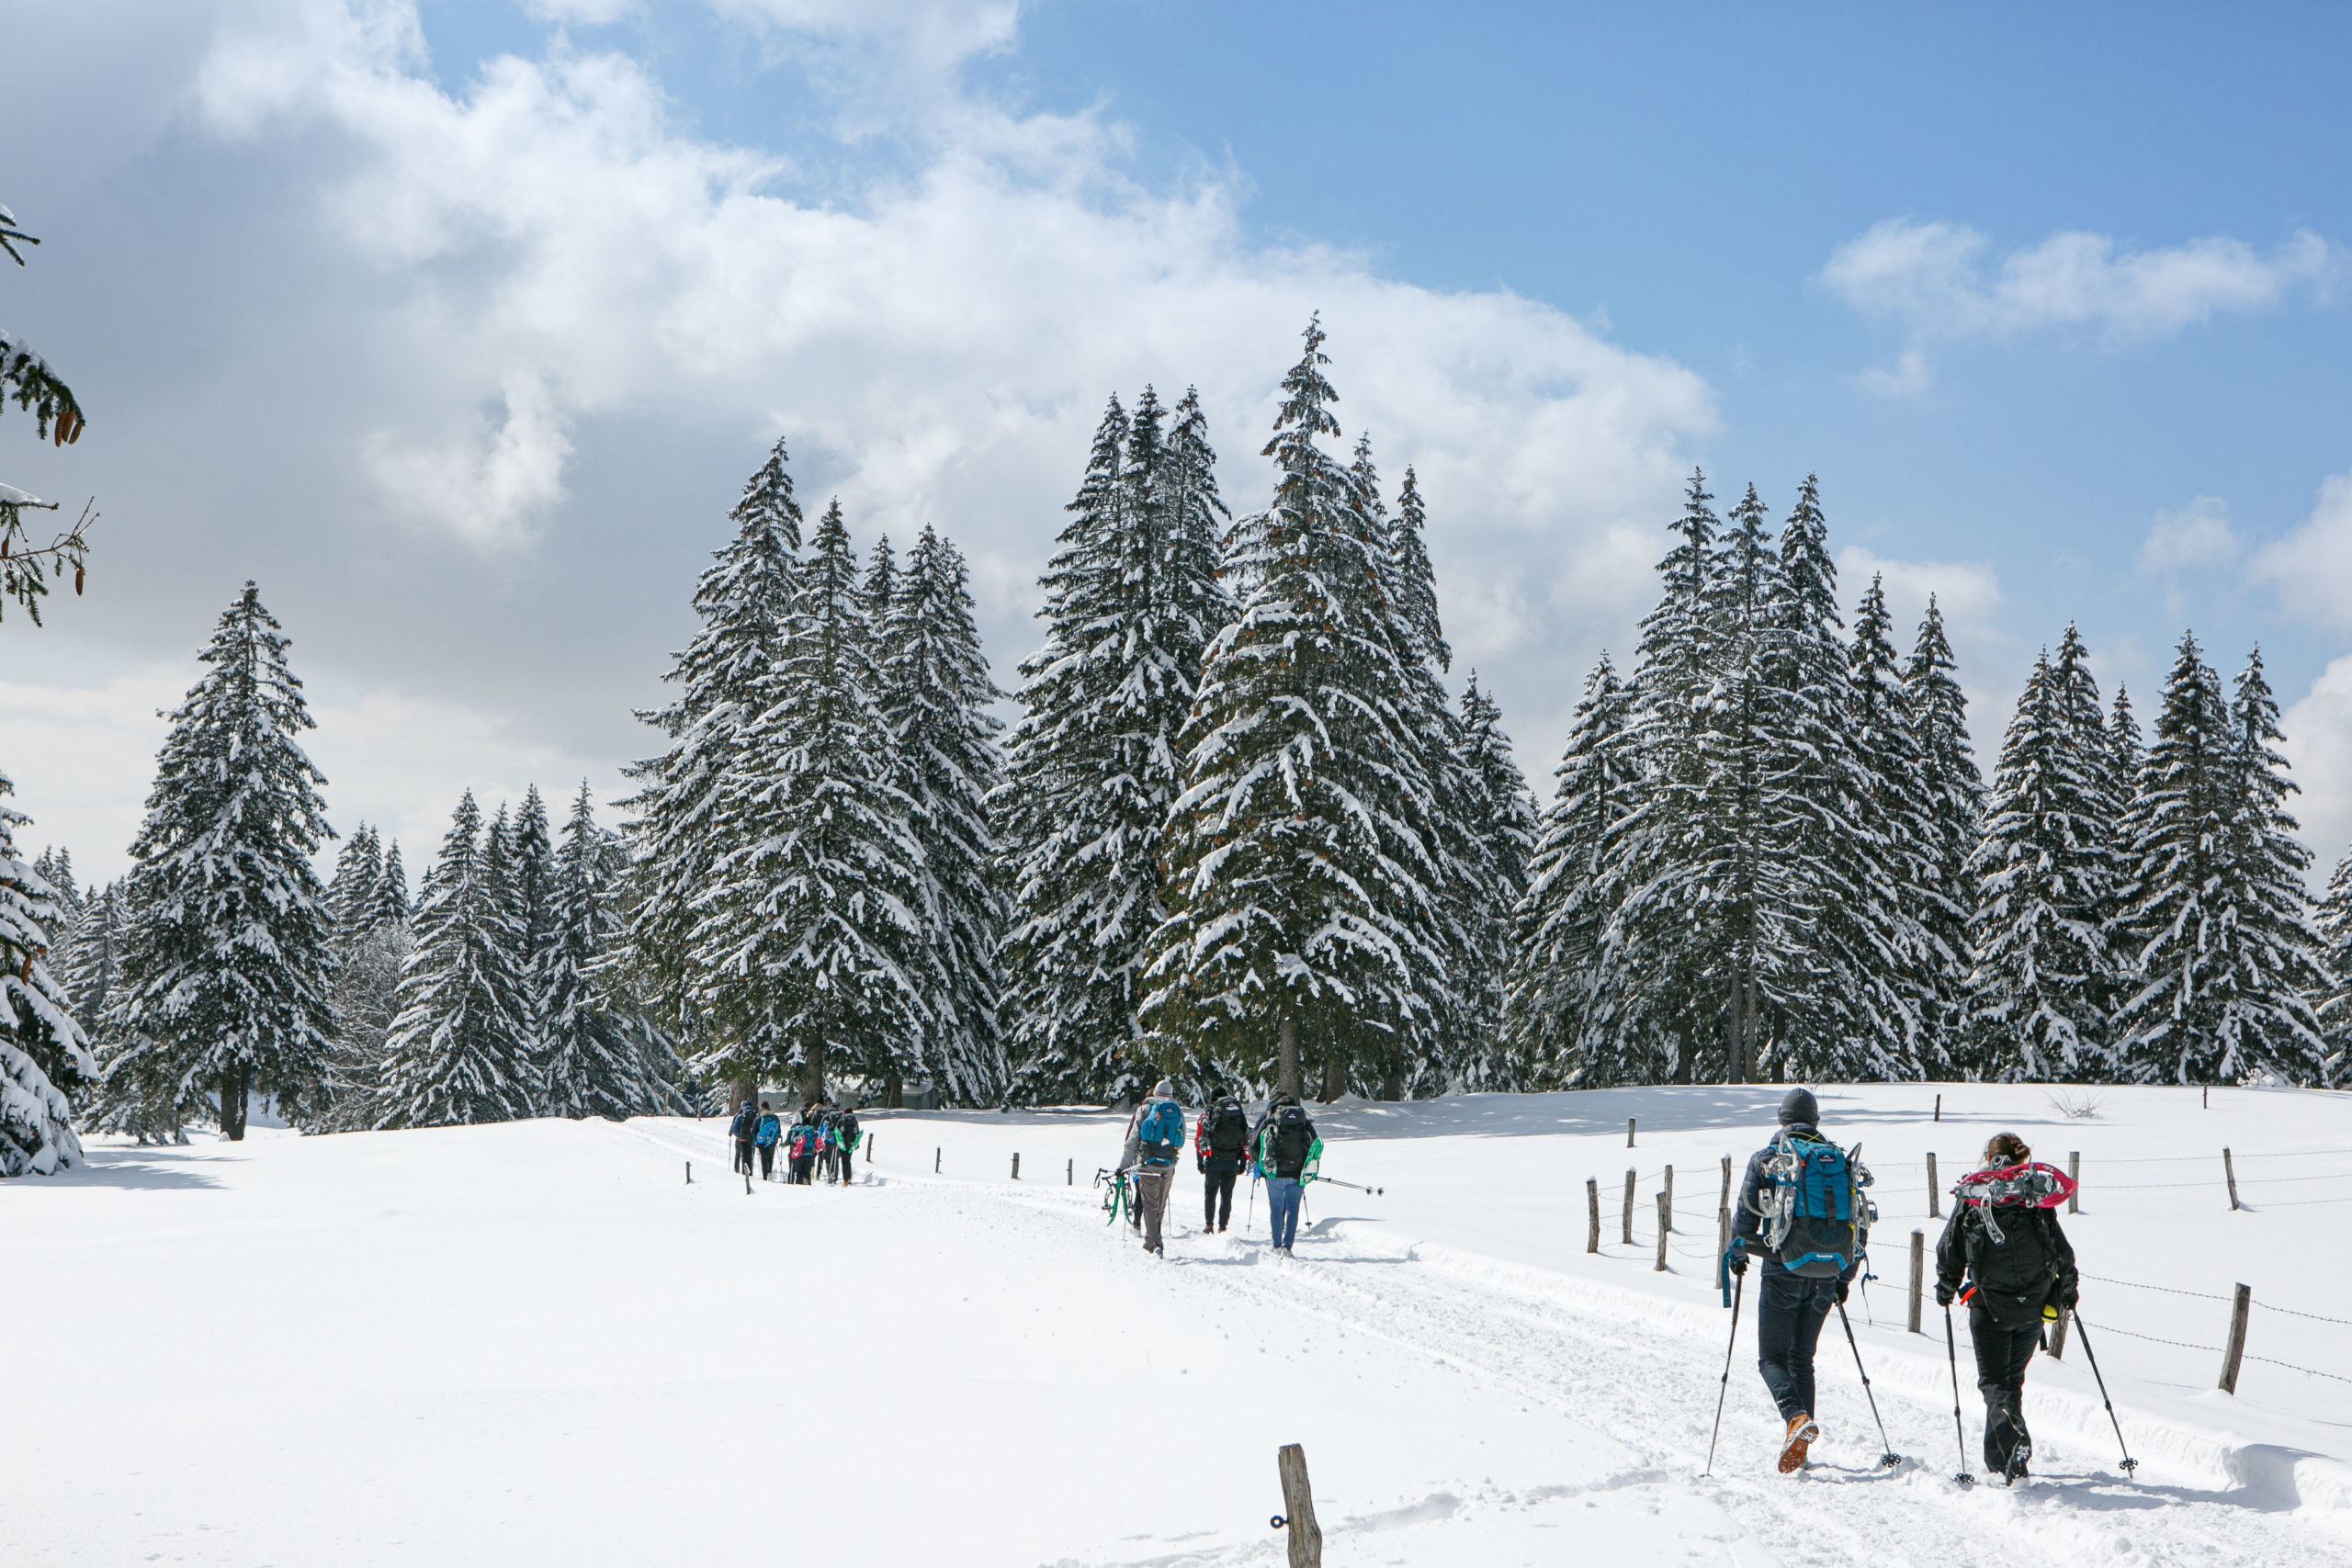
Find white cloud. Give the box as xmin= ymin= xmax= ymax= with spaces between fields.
xmin=362 ymin=375 xmax=574 ymax=551
xmin=1825 ymin=217 xmax=2336 ymax=394
xmin=2280 ymin=654 xmax=2352 ymax=874
xmin=2140 ymin=495 xmax=2237 ymax=573
xmin=2251 ymin=469 xmax=2352 ymax=629
xmin=1852 ymin=347 xmax=1931 ymax=400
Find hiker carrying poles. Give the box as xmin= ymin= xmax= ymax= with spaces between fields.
xmin=1833 ymin=1301 xmax=1902 ymax=1469
xmin=2069 ymin=1317 xmax=2139 ymax=1476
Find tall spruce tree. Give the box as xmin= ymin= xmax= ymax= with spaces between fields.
xmin=876 ymin=525 xmax=1008 ymax=1105
xmin=0 ymin=771 xmax=91 ymax=1174
xmin=696 ymin=500 xmax=933 ymax=1103
xmin=2315 ymin=841 xmax=2352 ymax=1073
xmin=1142 ymin=321 xmax=1442 ymax=1099
xmin=621 ymin=438 xmax=801 ymax=1083
xmin=1902 ymin=596 xmax=1984 ymax=1068
xmin=376 ymin=792 xmax=537 ymax=1125
xmin=1506 ymin=654 xmax=1637 ymax=1083
xmin=999 ymin=388 xmax=1232 ymax=1102
xmin=541 ymin=784 xmax=684 ymax=1119
xmin=1965 ymin=649 xmax=2115 ymax=1080
xmin=507 ymin=785 xmax=560 ymax=1100
xmin=1448 ymin=672 xmax=1537 ymax=1089
xmin=105 ymin=583 xmax=337 ymax=1139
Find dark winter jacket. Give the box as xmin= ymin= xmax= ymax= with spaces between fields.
xmin=1731 ymin=1124 xmax=1862 ymax=1283
xmin=729 ymin=1108 xmax=757 ymax=1142
xmin=1252 ymin=1105 xmax=1319 ymax=1180
xmin=1121 ymin=1096 xmax=1185 ymax=1171
xmin=1937 ymin=1194 xmax=2078 ymax=1327
xmin=1196 ymin=1100 xmax=1251 ymax=1175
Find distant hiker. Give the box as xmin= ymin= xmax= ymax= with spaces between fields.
xmin=1252 ymin=1094 xmax=1320 ymax=1258
xmin=1937 ymin=1131 xmax=2080 ymax=1483
xmin=1120 ymin=1079 xmax=1186 ymax=1256
xmin=753 ymin=1100 xmax=782 ymax=1181
xmin=729 ymin=1099 xmax=758 ymax=1175
xmin=1724 ymin=1087 xmax=1872 ymax=1474
xmin=830 ymin=1108 xmax=862 ymax=1185
xmin=1195 ymin=1093 xmax=1250 ymax=1234
xmin=786 ymin=1112 xmax=820 ymax=1185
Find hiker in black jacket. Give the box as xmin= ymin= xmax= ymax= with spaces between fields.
xmin=729 ymin=1099 xmax=757 ymax=1175
xmin=1194 ymin=1095 xmax=1250 ymax=1233
xmin=1937 ymin=1131 xmax=2080 ymax=1479
xmin=1724 ymin=1087 xmax=1864 ymax=1474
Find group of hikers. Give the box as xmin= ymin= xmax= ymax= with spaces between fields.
xmin=1112 ymin=1079 xmax=1322 ymax=1258
xmin=1724 ymin=1086 xmax=2082 ymax=1482
xmin=729 ymin=1097 xmax=863 ymax=1186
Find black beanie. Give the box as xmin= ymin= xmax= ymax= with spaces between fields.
xmin=1778 ymin=1087 xmax=1819 ymax=1126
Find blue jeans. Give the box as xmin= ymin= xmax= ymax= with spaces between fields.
xmin=1266 ymin=1176 xmax=1303 ymax=1249
xmin=1756 ymin=1269 xmax=1838 ymax=1421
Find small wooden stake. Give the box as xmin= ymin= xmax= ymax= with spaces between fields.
xmin=867 ymin=1135 xmax=875 ymax=1165
xmin=2203 ymin=1085 xmax=2210 ymax=1110
xmin=1934 ymin=1092 xmax=1941 ymax=1122
xmin=1907 ymin=1229 xmax=1925 ymax=1335
xmin=744 ymin=1167 xmax=752 ymax=1196
xmin=1927 ymin=1152 xmax=1939 ymax=1219
xmin=1663 ymin=1165 xmax=1675 ymax=1232
xmin=1068 ymin=1157 xmax=1074 ymax=1186
xmin=685 ymin=1160 xmax=692 ymax=1185
xmin=1717 ymin=1205 xmax=1731 ymax=1301
xmin=1622 ymin=1168 xmax=1636 ymax=1246
xmin=1012 ymin=1152 xmax=1021 ymax=1180
xmin=1275 ymin=1443 xmax=1323 ymax=1568
xmin=935 ymin=1146 xmax=941 ymax=1173
xmin=2068 ymin=1151 xmax=2080 ymax=1214
xmin=1627 ymin=1116 xmax=1637 ymax=1148
xmin=2223 ymin=1147 xmax=2241 ymax=1211
xmin=2048 ymin=1307 xmax=2071 ymax=1360
xmin=1719 ymin=1154 xmax=1733 ymax=1215
xmin=2220 ymin=1283 xmax=2252 ymax=1393
xmin=1655 ymin=1193 xmax=1669 ymax=1270
xmin=1586 ymin=1177 xmax=1600 ymax=1254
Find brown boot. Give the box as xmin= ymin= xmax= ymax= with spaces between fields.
xmin=1777 ymin=1414 xmax=1819 ymax=1474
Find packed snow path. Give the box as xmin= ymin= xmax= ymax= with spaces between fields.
xmin=15 ymin=1085 xmax=2351 ymax=1565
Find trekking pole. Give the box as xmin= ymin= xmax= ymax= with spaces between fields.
xmin=1833 ymin=1301 xmax=1902 ymax=1469
xmin=2068 ymin=1317 xmax=2139 ymax=1476
xmin=1702 ymin=1270 xmax=1744 ymax=1477
xmin=1317 ymin=1177 xmax=1385 ymax=1196
xmin=1942 ymin=1303 xmax=1975 ymax=1487
xmin=1246 ymin=1170 xmax=1257 ymax=1235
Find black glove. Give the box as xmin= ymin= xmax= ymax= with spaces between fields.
xmin=2060 ymin=1285 xmax=2079 ymax=1312
xmin=1835 ymin=1279 xmax=1849 ymax=1304
xmin=1935 ymin=1282 xmax=1955 ymax=1307
xmin=1723 ymin=1244 xmax=1747 ymax=1278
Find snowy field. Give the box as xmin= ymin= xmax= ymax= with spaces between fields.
xmin=13 ymin=1084 xmax=2352 ymax=1566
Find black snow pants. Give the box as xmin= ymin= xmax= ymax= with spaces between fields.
xmin=1970 ymin=1308 xmax=2041 ymax=1472
xmin=1204 ymin=1168 xmax=1238 ymax=1230
xmin=1756 ymin=1269 xmax=1838 ymax=1423
xmin=791 ymin=1155 xmax=816 ymax=1185
xmin=734 ymin=1138 xmax=754 ymax=1176
xmin=757 ymin=1143 xmax=776 ymax=1179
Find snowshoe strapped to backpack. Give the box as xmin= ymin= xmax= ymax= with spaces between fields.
xmin=1952 ymin=1161 xmax=2076 ymax=1244
xmin=1761 ymin=1130 xmax=1874 ymax=1279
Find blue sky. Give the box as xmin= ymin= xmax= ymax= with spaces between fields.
xmin=5 ymin=1 xmax=2351 ymax=877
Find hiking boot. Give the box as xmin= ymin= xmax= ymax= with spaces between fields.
xmin=1777 ymin=1415 xmax=1819 ymax=1474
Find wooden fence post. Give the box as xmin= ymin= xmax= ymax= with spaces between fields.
xmin=1276 ymin=1443 xmax=1323 ymax=1568
xmin=2068 ymin=1151 xmax=2080 ymax=1214
xmin=2203 ymin=1085 xmax=2209 ymax=1110
xmin=1663 ymin=1165 xmax=1675 ymax=1232
xmin=1622 ymin=1169 xmax=1636 ymax=1246
xmin=1587 ymin=1178 xmax=1600 ymax=1254
xmin=934 ymin=1146 xmax=941 ymax=1173
xmin=1934 ymin=1092 xmax=1941 ymax=1123
xmin=868 ymin=1135 xmax=875 ymax=1165
xmin=1012 ymin=1153 xmax=1021 ymax=1180
xmin=1655 ymin=1193 xmax=1670 ymax=1270
xmin=1068 ymin=1157 xmax=1074 ymax=1185
xmin=2048 ymin=1307 xmax=2071 ymax=1360
xmin=1907 ymin=1229 xmax=1924 ymax=1335
xmin=2220 ymin=1283 xmax=2253 ymax=1393
xmin=1719 ymin=1155 xmax=1733 ymax=1216
xmin=685 ymin=1160 xmax=692 ymax=1185
xmin=1627 ymin=1117 xmax=1637 ymax=1148
xmin=1716 ymin=1204 xmax=1731 ymax=1283
xmin=1927 ymin=1152 xmax=1939 ymax=1219
xmin=2223 ymin=1148 xmax=2241 ymax=1211
xmin=744 ymin=1166 xmax=752 ymax=1195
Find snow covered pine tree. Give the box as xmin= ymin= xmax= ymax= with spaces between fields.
xmin=104 ymin=583 xmax=337 ymax=1140
xmin=0 ymin=769 xmax=92 ymax=1174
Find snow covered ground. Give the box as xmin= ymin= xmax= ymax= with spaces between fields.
xmin=13 ymin=1084 xmax=2351 ymax=1566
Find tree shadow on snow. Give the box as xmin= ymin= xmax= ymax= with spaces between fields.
xmin=51 ymin=1148 xmax=227 ymax=1190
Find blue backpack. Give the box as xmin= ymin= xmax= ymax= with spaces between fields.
xmin=754 ymin=1113 xmax=780 ymax=1148
xmin=1761 ymin=1131 xmax=1873 ymax=1279
xmin=1136 ymin=1100 xmax=1184 ymax=1166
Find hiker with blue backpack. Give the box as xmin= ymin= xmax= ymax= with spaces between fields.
xmin=1119 ymin=1080 xmax=1187 ymax=1255
xmin=786 ymin=1105 xmax=821 ymax=1185
xmin=753 ymin=1100 xmax=782 ymax=1180
xmin=1936 ymin=1131 xmax=2081 ymax=1483
xmin=1723 ymin=1088 xmax=1874 ymax=1474
xmin=1251 ymin=1094 xmax=1321 ymax=1258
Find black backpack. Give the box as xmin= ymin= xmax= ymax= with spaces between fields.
xmin=1206 ymin=1099 xmax=1249 ymax=1156
xmin=1271 ymin=1105 xmax=1314 ymax=1169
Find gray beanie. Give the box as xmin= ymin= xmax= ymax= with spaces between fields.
xmin=1777 ymin=1087 xmax=1819 ymax=1126
xmin=1152 ymin=1078 xmax=1176 ymax=1099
